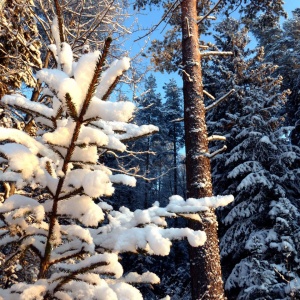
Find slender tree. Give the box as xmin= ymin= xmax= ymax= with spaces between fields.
xmin=163 ymin=79 xmax=184 ymax=196
xmin=134 ymin=1 xmax=285 ymax=299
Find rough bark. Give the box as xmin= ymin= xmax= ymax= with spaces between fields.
xmin=173 ymin=122 xmax=178 ymax=195
xmin=180 ymin=0 xmax=225 ymax=299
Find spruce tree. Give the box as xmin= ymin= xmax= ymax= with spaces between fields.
xmin=133 ymin=75 xmax=166 ymax=207
xmin=252 ymin=9 xmax=300 ymax=126
xmin=206 ymin=18 xmax=300 ymax=300
xmin=162 ymin=79 xmax=184 ymax=197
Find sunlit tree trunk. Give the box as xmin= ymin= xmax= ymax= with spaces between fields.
xmin=180 ymin=0 xmax=225 ymax=299
xmin=173 ymin=122 xmax=178 ymax=195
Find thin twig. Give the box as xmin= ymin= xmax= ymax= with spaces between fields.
xmin=205 ymin=89 xmax=235 ymax=111
xmin=134 ymin=0 xmax=180 ymax=42
xmin=203 ymin=90 xmax=215 ymax=100
xmin=197 ymin=0 xmax=222 ymax=24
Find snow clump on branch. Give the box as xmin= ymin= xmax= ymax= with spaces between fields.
xmin=0 ymin=22 xmax=233 ymax=299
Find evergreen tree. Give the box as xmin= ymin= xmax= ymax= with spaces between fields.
xmin=206 ymin=18 xmax=300 ymax=300
xmin=0 ymin=9 xmax=234 ymax=298
xmin=252 ymin=9 xmax=300 ymax=126
xmin=133 ymin=75 xmax=166 ymax=207
xmin=161 ymin=79 xmax=184 ymax=197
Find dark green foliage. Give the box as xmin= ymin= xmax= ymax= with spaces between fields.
xmin=252 ymin=9 xmax=300 ymax=126
xmin=205 ymin=18 xmax=300 ymax=299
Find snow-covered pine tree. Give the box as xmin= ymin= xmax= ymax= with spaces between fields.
xmin=205 ymin=18 xmax=300 ymax=300
xmin=0 ymin=14 xmax=234 ymax=299
xmin=251 ymin=9 xmax=300 ymax=127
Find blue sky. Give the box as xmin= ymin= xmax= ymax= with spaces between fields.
xmin=285 ymin=0 xmax=299 ymax=17
xmin=123 ymin=1 xmax=300 ymax=100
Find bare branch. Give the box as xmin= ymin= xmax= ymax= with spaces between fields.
xmin=203 ymin=90 xmax=215 ymax=100
xmin=205 ymin=89 xmax=235 ymax=111
xmin=206 ymin=145 xmax=227 ymax=158
xmin=208 ymin=135 xmax=226 ymax=142
xmin=200 ymin=51 xmax=233 ymax=57
xmin=171 ymin=117 xmax=184 ymax=123
xmin=197 ymin=0 xmax=222 ymax=24
xmin=134 ymin=0 xmax=180 ymax=42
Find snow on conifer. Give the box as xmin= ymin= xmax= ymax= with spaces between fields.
xmin=0 ymin=19 xmax=233 ymax=299
xmin=206 ymin=18 xmax=300 ymax=299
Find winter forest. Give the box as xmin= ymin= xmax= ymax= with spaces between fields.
xmin=0 ymin=0 xmax=300 ymax=299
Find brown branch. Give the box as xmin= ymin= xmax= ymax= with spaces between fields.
xmin=81 ymin=37 xmax=112 ymax=117
xmin=72 ymin=2 xmax=114 ymax=50
xmin=134 ymin=0 xmax=180 ymax=42
xmin=120 ymin=130 xmax=159 ymax=143
xmin=205 ymin=89 xmax=235 ymax=112
xmin=49 ymin=247 xmax=85 ymax=266
xmin=0 ymin=20 xmax=42 ymax=68
xmin=53 ymin=261 xmax=109 ymax=293
xmin=102 ymin=74 xmax=123 ymax=101
xmin=197 ymin=0 xmax=222 ymax=24
xmin=31 ymin=50 xmax=52 ymax=103
xmin=53 ymin=0 xmax=65 ymax=43
xmin=58 ymin=187 xmax=84 ymax=201
xmin=1 ymin=103 xmax=52 ymax=120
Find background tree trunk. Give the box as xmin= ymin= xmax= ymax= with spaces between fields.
xmin=180 ymin=0 xmax=225 ymax=299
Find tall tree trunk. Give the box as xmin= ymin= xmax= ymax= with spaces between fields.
xmin=180 ymin=0 xmax=225 ymax=299
xmin=173 ymin=122 xmax=178 ymax=195
xmin=144 ymin=136 xmax=150 ymax=208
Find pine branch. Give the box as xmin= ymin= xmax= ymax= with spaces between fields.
xmin=120 ymin=129 xmax=159 ymax=143
xmin=81 ymin=37 xmax=112 ymax=117
xmin=49 ymin=247 xmax=85 ymax=266
xmin=51 ymin=106 xmax=63 ymax=128
xmin=0 ymin=102 xmax=52 ymax=121
xmin=65 ymin=93 xmax=78 ymax=120
xmin=58 ymin=187 xmax=84 ymax=201
xmin=53 ymin=0 xmax=65 ymax=43
xmin=45 ymin=161 xmax=53 ymax=176
xmin=39 ymin=39 xmax=112 ymax=278
xmin=102 ymin=73 xmax=123 ymax=101
xmin=52 ymin=261 xmax=109 ymax=293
